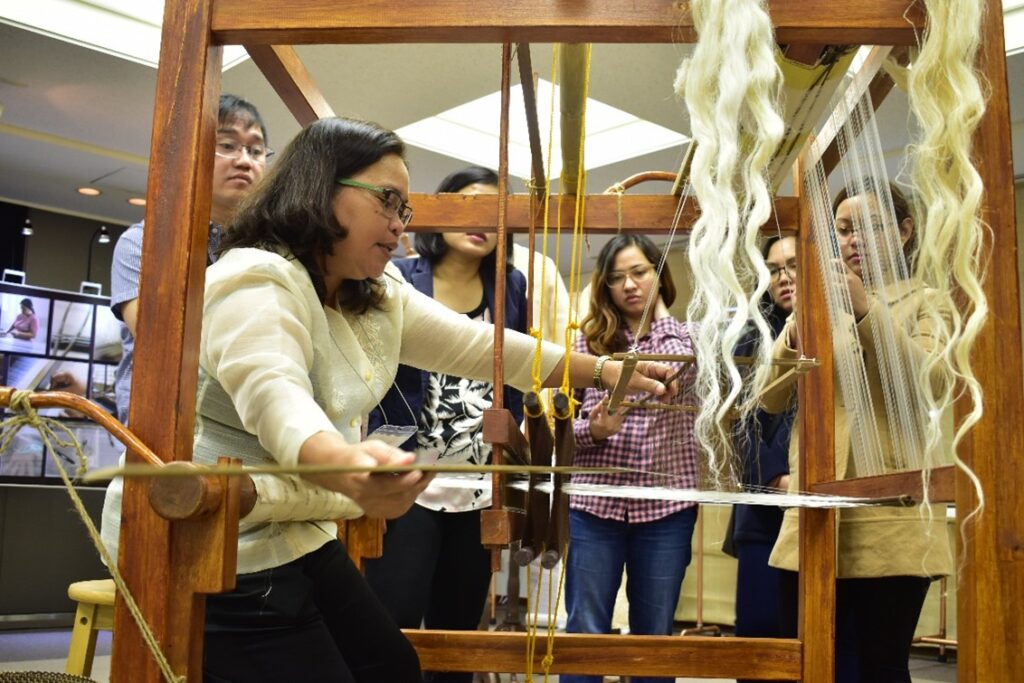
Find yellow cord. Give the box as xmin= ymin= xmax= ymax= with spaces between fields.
xmin=524 ymin=562 xmax=534 ymax=680
xmin=541 ymin=545 xmax=570 ymax=680
xmin=525 ymin=43 xmax=593 ymax=678
xmin=529 ymin=44 xmax=562 ymax=394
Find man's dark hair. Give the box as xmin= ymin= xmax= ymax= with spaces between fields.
xmin=219 ymin=94 xmax=268 ymax=145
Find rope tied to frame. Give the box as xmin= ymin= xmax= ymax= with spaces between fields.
xmin=1 ymin=391 xmax=88 ymax=477
xmin=603 ymin=181 xmax=626 ymax=234
xmin=0 ymin=390 xmax=184 ymax=683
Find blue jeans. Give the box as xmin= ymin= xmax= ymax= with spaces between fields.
xmin=562 ymin=507 xmax=698 ymax=683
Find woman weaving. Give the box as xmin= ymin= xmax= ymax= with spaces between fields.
xmin=105 ymin=116 xmax=677 ymax=682
xmin=765 ymin=180 xmax=952 ymax=683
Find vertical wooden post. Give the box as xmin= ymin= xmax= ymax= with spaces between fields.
xmin=493 ymin=41 xmax=512 ymax=409
xmin=487 ymin=44 xmax=513 ymax=559
xmin=111 ymin=0 xmax=234 ymax=680
xmin=956 ymin=2 xmax=1024 ymax=680
xmin=794 ymin=154 xmax=836 ymax=683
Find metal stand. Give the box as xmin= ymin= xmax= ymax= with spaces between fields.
xmin=913 ymin=576 xmax=957 ymax=662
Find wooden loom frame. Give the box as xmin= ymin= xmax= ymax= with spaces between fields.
xmin=109 ymin=1 xmax=1021 ymax=681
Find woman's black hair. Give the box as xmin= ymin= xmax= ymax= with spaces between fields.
xmin=436 ymin=166 xmax=499 ymax=195
xmin=413 ymin=166 xmax=514 ymax=270
xmin=20 ymin=298 xmax=34 ymax=313
xmin=220 ymin=117 xmax=405 ymax=313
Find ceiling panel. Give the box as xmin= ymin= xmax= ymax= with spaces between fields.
xmin=0 ymin=21 xmax=1020 ymax=248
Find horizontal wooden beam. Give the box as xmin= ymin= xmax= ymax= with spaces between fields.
xmin=407 ymin=193 xmax=799 ymax=234
xmin=406 ymin=630 xmax=802 ymax=679
xmin=212 ymin=1 xmax=924 ymax=46
xmin=809 ymin=465 xmax=956 ymax=504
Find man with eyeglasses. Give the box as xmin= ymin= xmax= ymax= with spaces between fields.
xmin=107 ymin=93 xmax=271 ymax=426
xmin=101 ymin=94 xmax=270 ymax=559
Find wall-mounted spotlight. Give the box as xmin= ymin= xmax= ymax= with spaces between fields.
xmin=86 ymin=225 xmax=112 ymax=281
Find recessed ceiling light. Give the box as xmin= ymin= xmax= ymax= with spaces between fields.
xmin=396 ymin=79 xmax=689 ymax=181
xmin=1 ymin=1 xmax=249 ymax=69
xmin=127 ymin=197 xmax=146 ymax=207
xmin=77 ymin=187 xmax=102 ymax=196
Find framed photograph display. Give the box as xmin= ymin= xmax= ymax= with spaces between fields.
xmin=0 ymin=281 xmax=123 ymax=485
xmin=0 ymin=292 xmax=50 ymax=356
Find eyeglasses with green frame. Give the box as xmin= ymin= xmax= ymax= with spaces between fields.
xmin=337 ymin=179 xmax=414 ymax=227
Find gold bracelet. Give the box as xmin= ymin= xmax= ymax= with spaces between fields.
xmin=592 ymin=355 xmax=611 ymax=390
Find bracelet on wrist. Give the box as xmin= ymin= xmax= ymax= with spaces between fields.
xmin=592 ymin=355 xmax=611 ymax=390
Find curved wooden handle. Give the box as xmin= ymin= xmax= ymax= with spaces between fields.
xmin=0 ymin=386 xmax=256 ymax=520
xmin=0 ymin=386 xmax=163 ymax=466
xmin=603 ymin=171 xmax=678 ymax=194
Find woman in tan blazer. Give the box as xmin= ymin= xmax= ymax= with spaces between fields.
xmin=763 ymin=181 xmax=952 ymax=683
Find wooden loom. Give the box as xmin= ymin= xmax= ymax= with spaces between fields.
xmin=108 ymin=1 xmax=1021 ymax=681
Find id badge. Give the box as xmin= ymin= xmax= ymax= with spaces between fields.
xmin=367 ymin=424 xmax=417 ymax=448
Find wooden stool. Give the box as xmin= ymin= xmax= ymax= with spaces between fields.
xmin=65 ymin=580 xmax=115 ymax=677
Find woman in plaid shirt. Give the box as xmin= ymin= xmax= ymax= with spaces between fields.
xmin=563 ymin=235 xmax=700 ymax=683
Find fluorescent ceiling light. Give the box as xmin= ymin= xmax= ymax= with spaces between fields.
xmin=397 ymin=79 xmax=689 ymax=182
xmin=1007 ymin=0 xmax=1024 ymax=56
xmin=0 ymin=0 xmax=249 ymax=69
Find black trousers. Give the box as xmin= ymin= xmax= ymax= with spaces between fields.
xmin=364 ymin=504 xmax=492 ymax=683
xmin=734 ymin=541 xmax=793 ymax=683
xmin=779 ymin=570 xmax=932 ymax=683
xmin=203 ymin=539 xmax=422 ymax=683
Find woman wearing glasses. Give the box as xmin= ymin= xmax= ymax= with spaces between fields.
xmin=728 ymin=235 xmax=796 ymax=683
xmin=188 ymin=118 xmax=677 ymax=683
xmin=363 ymin=166 xmax=526 ymax=683
xmin=562 ymin=235 xmax=699 ymax=683
xmin=766 ymin=182 xmax=951 ymax=682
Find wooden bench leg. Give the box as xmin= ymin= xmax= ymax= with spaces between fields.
xmin=66 ymin=600 xmax=101 ymax=677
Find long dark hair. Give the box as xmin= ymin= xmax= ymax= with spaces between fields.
xmin=413 ymin=166 xmax=514 ymax=271
xmin=579 ymin=235 xmax=677 ymax=355
xmin=221 ymin=117 xmax=405 ymax=313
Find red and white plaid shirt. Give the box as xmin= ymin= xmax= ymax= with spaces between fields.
xmin=570 ymin=316 xmax=699 ymax=523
